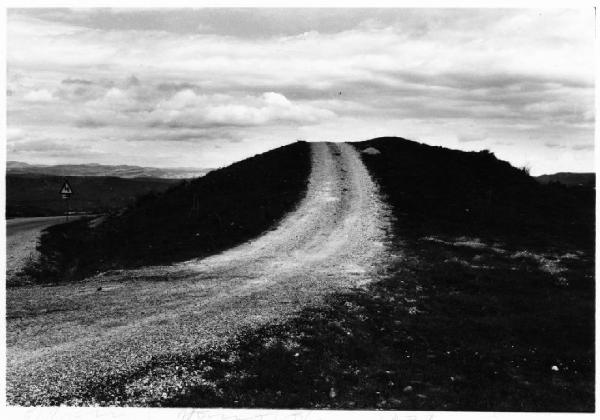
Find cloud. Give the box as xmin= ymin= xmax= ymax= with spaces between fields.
xmin=544 ymin=142 xmax=568 ymax=149
xmin=572 ymin=144 xmax=593 ymax=151
xmin=6 ymin=9 xmax=595 ymax=174
xmin=149 ymin=90 xmax=335 ymax=128
xmin=458 ymin=133 xmax=486 ymax=143
xmin=73 ymin=87 xmax=335 ymax=130
xmin=61 ymin=78 xmax=93 ymax=85
xmin=23 ymin=89 xmax=55 ymax=102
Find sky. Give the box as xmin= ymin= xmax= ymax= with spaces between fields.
xmin=6 ymin=8 xmax=595 ymax=175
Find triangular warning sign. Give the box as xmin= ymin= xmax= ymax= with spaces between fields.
xmin=60 ymin=180 xmax=73 ymax=195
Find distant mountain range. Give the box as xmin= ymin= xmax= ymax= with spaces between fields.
xmin=535 ymin=172 xmax=595 ymax=187
xmin=6 ymin=161 xmax=212 ymax=179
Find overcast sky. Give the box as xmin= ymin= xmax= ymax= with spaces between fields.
xmin=7 ymin=8 xmax=595 ymax=175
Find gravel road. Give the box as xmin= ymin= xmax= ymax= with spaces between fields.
xmin=6 ymin=142 xmax=394 ymax=405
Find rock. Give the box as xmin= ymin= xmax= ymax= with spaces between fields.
xmin=551 ymin=365 xmax=559 ymax=372
xmin=362 ymin=147 xmax=381 ymax=155
xmin=403 ymin=385 xmax=413 ymax=393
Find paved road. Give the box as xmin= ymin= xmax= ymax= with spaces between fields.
xmin=6 ymin=216 xmax=80 ymax=281
xmin=6 ymin=142 xmax=394 ymax=405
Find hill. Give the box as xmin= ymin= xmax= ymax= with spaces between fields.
xmin=11 ymin=137 xmax=595 ymax=410
xmin=535 ymin=172 xmax=595 ymax=187
xmin=7 ymin=161 xmax=211 ymax=179
xmin=6 ymin=174 xmax=180 ymax=218
xmin=356 ymin=137 xmax=594 ymax=250
xmin=157 ymin=137 xmax=594 ymax=411
xmin=22 ymin=141 xmax=311 ymax=283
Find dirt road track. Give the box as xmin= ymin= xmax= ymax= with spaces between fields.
xmin=6 ymin=142 xmax=394 ymax=405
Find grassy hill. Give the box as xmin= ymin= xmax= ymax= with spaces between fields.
xmin=357 ymin=137 xmax=594 ymax=250
xmin=535 ymin=172 xmax=595 ymax=187
xmin=22 ymin=141 xmax=311 ymax=283
xmin=157 ymin=137 xmax=594 ymax=411
xmin=16 ymin=137 xmax=594 ymax=410
xmin=7 ymin=161 xmax=209 ymax=179
xmin=6 ymin=174 xmax=180 ymax=218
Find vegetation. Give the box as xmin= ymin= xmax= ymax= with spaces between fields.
xmin=20 ymin=141 xmax=311 ymax=284
xmin=14 ymin=137 xmax=594 ymax=410
xmin=357 ymin=137 xmax=594 ymax=251
xmin=535 ymin=172 xmax=595 ymax=187
xmin=6 ymin=174 xmax=179 ymax=217
xmin=151 ymin=137 xmax=592 ymax=411
xmin=52 ymin=231 xmax=594 ymax=410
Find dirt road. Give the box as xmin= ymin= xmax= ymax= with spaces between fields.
xmin=6 ymin=216 xmax=81 ymax=283
xmin=6 ymin=142 xmax=393 ymax=405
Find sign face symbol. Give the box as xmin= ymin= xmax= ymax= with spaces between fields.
xmin=60 ymin=180 xmax=73 ymax=196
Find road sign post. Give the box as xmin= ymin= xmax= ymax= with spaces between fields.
xmin=59 ymin=179 xmax=73 ymax=222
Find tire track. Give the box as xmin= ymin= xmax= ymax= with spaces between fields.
xmin=6 ymin=142 xmax=393 ymax=405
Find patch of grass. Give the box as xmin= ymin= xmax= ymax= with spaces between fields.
xmin=53 ymin=231 xmax=593 ymax=410
xmin=23 ymin=141 xmax=311 ymax=284
xmin=356 ymin=137 xmax=595 ymax=251
xmin=17 ymin=137 xmax=594 ymax=410
xmin=6 ymin=175 xmax=179 ymax=217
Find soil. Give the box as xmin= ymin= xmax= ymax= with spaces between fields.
xmin=6 ymin=142 xmax=394 ymax=405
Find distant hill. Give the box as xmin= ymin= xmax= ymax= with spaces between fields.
xmin=535 ymin=172 xmax=595 ymax=187
xmin=7 ymin=161 xmax=211 ymax=179
xmin=6 ymin=174 xmax=181 ymax=218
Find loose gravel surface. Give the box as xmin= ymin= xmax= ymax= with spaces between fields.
xmin=6 ymin=142 xmax=394 ymax=405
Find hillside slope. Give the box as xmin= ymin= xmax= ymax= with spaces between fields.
xmin=24 ymin=141 xmax=311 ymax=283
xmin=151 ymin=137 xmax=593 ymax=411
xmin=7 ymin=142 xmax=392 ymax=405
xmin=356 ymin=137 xmax=594 ymax=249
xmin=6 ymin=174 xmax=179 ymax=217
xmin=536 ymin=172 xmax=595 ymax=187
xmin=8 ymin=137 xmax=594 ymax=410
xmin=7 ymin=161 xmax=209 ymax=179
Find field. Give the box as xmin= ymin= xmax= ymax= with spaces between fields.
xmin=6 ymin=137 xmax=595 ymax=410
xmin=6 ymin=174 xmax=180 ymax=217
xmin=13 ymin=141 xmax=311 ymax=285
xmin=144 ymin=138 xmax=594 ymax=410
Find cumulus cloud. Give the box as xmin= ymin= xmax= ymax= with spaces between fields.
xmin=74 ymin=88 xmax=335 ymax=130
xmin=23 ymin=89 xmax=55 ymax=102
xmin=151 ymin=91 xmax=334 ymax=128
xmin=6 ymin=8 xmax=595 ymax=174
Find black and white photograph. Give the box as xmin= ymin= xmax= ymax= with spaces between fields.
xmin=3 ymin=3 xmax=596 ymax=416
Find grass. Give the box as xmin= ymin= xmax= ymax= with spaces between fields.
xmin=356 ymin=137 xmax=594 ymax=250
xmin=11 ymin=137 xmax=595 ymax=410
xmin=6 ymin=174 xmax=179 ymax=217
xmin=20 ymin=141 xmax=311 ymax=284
xmin=147 ymin=137 xmax=593 ymax=411
xmin=49 ymin=230 xmax=593 ymax=410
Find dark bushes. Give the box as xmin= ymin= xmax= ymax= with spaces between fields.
xmin=357 ymin=137 xmax=594 ymax=250
xmin=26 ymin=141 xmax=311 ymax=284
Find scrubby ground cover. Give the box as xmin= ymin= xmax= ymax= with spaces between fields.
xmin=131 ymin=137 xmax=592 ymax=411
xmin=18 ymin=141 xmax=311 ymax=285
xmin=9 ymin=137 xmax=594 ymax=410
xmin=6 ymin=175 xmax=179 ymax=217
xmin=64 ymin=230 xmax=592 ymax=410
